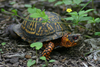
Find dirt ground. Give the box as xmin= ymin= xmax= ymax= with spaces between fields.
xmin=0 ymin=0 xmax=100 ymax=67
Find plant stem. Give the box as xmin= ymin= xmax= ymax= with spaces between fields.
xmin=45 ymin=60 xmax=48 ymax=67
xmin=92 ymin=0 xmax=94 ymax=17
xmin=80 ymin=0 xmax=92 ymax=11
xmin=36 ymin=50 xmax=37 ymax=66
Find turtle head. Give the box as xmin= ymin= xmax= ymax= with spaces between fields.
xmin=4 ymin=24 xmax=19 ymax=38
xmin=61 ymin=33 xmax=82 ymax=47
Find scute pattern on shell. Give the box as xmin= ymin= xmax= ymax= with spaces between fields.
xmin=13 ymin=11 xmax=67 ymax=43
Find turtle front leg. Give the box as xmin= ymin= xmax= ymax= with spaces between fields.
xmin=42 ymin=42 xmax=55 ymax=59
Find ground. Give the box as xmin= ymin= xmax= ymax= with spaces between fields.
xmin=0 ymin=0 xmax=100 ymax=67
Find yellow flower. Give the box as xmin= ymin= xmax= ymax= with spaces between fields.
xmin=66 ymin=8 xmax=72 ymax=13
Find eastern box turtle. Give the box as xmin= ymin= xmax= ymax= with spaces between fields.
xmin=6 ymin=11 xmax=82 ymax=59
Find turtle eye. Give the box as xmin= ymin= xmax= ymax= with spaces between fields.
xmin=73 ymin=35 xmax=78 ymax=40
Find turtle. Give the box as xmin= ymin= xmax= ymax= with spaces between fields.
xmin=5 ymin=11 xmax=82 ymax=59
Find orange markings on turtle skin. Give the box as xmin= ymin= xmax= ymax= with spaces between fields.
xmin=42 ymin=42 xmax=55 ymax=58
xmin=47 ymin=52 xmax=50 ymax=55
xmin=42 ymin=52 xmax=46 ymax=56
xmin=47 ymin=49 xmax=51 ymax=52
xmin=61 ymin=33 xmax=78 ymax=48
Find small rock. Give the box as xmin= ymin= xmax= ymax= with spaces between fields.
xmin=13 ymin=62 xmax=19 ymax=67
xmin=25 ymin=55 xmax=31 ymax=59
xmin=10 ymin=57 xmax=19 ymax=64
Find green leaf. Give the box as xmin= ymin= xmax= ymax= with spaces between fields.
xmin=30 ymin=13 xmax=41 ymax=18
xmin=63 ymin=0 xmax=72 ymax=5
xmin=87 ymin=20 xmax=94 ymax=23
xmin=79 ymin=16 xmax=92 ymax=21
xmin=69 ymin=12 xmax=78 ymax=20
xmin=42 ymin=64 xmax=46 ymax=67
xmin=95 ymin=32 xmax=100 ymax=36
xmin=0 ymin=49 xmax=2 ymax=51
xmin=30 ymin=42 xmax=43 ymax=50
xmin=54 ymin=1 xmax=63 ymax=6
xmin=10 ymin=2 xmax=16 ymax=5
xmin=73 ymin=0 xmax=82 ymax=5
xmin=49 ymin=59 xmax=55 ymax=62
xmin=93 ymin=10 xmax=98 ymax=14
xmin=42 ymin=15 xmax=49 ymax=22
xmin=41 ymin=0 xmax=46 ymax=1
xmin=27 ymin=8 xmax=34 ymax=14
xmin=80 ymin=4 xmax=86 ymax=6
xmin=27 ymin=8 xmax=41 ymax=14
xmin=79 ymin=11 xmax=86 ymax=15
xmin=1 ymin=52 xmax=3 ymax=53
xmin=85 ymin=9 xmax=94 ymax=13
xmin=95 ymin=18 xmax=100 ymax=22
xmin=27 ymin=59 xmax=36 ymax=67
xmin=64 ymin=17 xmax=74 ymax=21
xmin=11 ymin=9 xmax=17 ymax=15
xmin=79 ymin=11 xmax=88 ymax=17
xmin=40 ymin=56 xmax=46 ymax=60
xmin=25 ymin=4 xmax=32 ymax=7
xmin=48 ymin=0 xmax=56 ymax=2
xmin=41 ymin=10 xmax=45 ymax=16
xmin=1 ymin=42 xmax=6 ymax=46
xmin=1 ymin=8 xmax=5 ymax=12
xmin=69 ymin=12 xmax=78 ymax=16
xmin=96 ymin=19 xmax=100 ymax=23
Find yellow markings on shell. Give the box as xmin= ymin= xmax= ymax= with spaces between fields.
xmin=48 ymin=16 xmax=50 ymax=19
xmin=46 ymin=24 xmax=53 ymax=31
xmin=22 ymin=20 xmax=27 ymax=29
xmin=28 ymin=22 xmax=35 ymax=31
xmin=38 ymin=26 xmax=42 ymax=33
xmin=40 ymin=30 xmax=43 ymax=35
xmin=46 ymin=24 xmax=51 ymax=30
xmin=55 ymin=16 xmax=59 ymax=21
xmin=48 ymin=21 xmax=50 ymax=23
xmin=36 ymin=18 xmax=38 ymax=21
xmin=24 ymin=22 xmax=36 ymax=34
xmin=58 ymin=23 xmax=63 ymax=30
xmin=27 ymin=25 xmax=30 ymax=30
xmin=21 ymin=25 xmax=25 ymax=29
xmin=39 ymin=18 xmax=42 ymax=21
xmin=50 ymin=15 xmax=54 ymax=19
xmin=54 ymin=23 xmax=57 ymax=25
xmin=24 ymin=28 xmax=35 ymax=34
xmin=45 ymin=30 xmax=48 ymax=32
xmin=59 ymin=33 xmax=61 ymax=35
xmin=23 ymin=21 xmax=27 ymax=26
xmin=42 ymin=23 xmax=46 ymax=25
xmin=21 ymin=16 xmax=30 ymax=30
xmin=18 ymin=33 xmax=22 ymax=34
xmin=52 ymin=36 xmax=55 ymax=40
xmin=36 ymin=33 xmax=39 ymax=35
xmin=51 ymin=18 xmax=55 ymax=21
xmin=22 ymin=36 xmax=26 ymax=40
xmin=57 ymin=24 xmax=60 ymax=29
xmin=50 ymin=25 xmax=53 ymax=30
xmin=33 ymin=18 xmax=34 ymax=21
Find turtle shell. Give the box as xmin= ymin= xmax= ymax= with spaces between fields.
xmin=13 ymin=11 xmax=68 ymax=43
